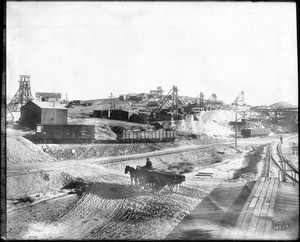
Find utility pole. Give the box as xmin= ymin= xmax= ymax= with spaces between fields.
xmin=232 ymin=91 xmax=245 ymax=149
xmin=235 ymin=108 xmax=238 ymax=148
xmin=234 ymin=109 xmax=246 ymax=149
xmin=108 ymin=92 xmax=114 ymax=119
xmin=172 ymin=85 xmax=179 ymax=116
xmin=109 ymin=92 xmax=114 ymax=111
xmin=172 ymin=86 xmax=175 ymax=115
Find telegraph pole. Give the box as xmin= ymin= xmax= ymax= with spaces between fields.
xmin=108 ymin=92 xmax=114 ymax=119
xmin=235 ymin=108 xmax=238 ymax=148
xmin=234 ymin=108 xmax=246 ymax=149
xmin=109 ymin=92 xmax=114 ymax=111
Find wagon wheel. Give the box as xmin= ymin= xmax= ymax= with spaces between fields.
xmin=152 ymin=177 xmax=162 ymax=194
xmin=168 ymin=184 xmax=179 ymax=193
xmin=138 ymin=177 xmax=147 ymax=191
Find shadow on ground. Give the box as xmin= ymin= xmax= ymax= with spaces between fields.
xmin=87 ymin=182 xmax=149 ymax=199
xmin=62 ymin=180 xmax=148 ymax=199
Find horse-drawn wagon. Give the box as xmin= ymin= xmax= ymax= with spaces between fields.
xmin=125 ymin=165 xmax=185 ymax=194
xmin=142 ymin=169 xmax=185 ymax=194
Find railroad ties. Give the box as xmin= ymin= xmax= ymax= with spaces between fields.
xmin=165 ymin=177 xmax=299 ymax=240
xmin=165 ymin=181 xmax=255 ymax=240
xmin=227 ymin=177 xmax=279 ymax=240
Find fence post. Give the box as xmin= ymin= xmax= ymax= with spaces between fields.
xmin=283 ymin=161 xmax=286 ymax=182
xmin=278 ymin=170 xmax=282 ymax=182
xmin=292 ymin=171 xmax=296 ymax=185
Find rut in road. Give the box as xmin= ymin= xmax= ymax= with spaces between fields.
xmin=57 ymin=183 xmax=134 ymax=239
xmin=54 ymin=181 xmax=208 ymax=240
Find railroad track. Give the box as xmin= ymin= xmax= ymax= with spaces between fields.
xmin=7 ymin=142 xmax=232 ymax=177
xmin=7 ymin=136 xmax=287 ymax=178
xmin=277 ymin=141 xmax=299 ymax=183
xmin=95 ymin=144 xmax=219 ymax=166
xmin=261 ymin=141 xmax=273 ymax=178
xmin=277 ymin=137 xmax=298 ymax=168
xmin=266 ymin=138 xmax=298 ymax=183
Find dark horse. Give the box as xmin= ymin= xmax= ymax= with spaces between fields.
xmin=135 ymin=165 xmax=153 ymax=188
xmin=125 ymin=165 xmax=141 ymax=186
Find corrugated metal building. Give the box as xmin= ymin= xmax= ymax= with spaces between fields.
xmin=20 ymin=101 xmax=68 ymax=129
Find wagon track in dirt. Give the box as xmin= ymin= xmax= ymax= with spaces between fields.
xmin=7 ymin=135 xmax=283 ymax=240
xmin=46 ymin=181 xmax=211 ymax=240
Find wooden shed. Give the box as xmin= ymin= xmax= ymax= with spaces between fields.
xmin=20 ymin=101 xmax=68 ymax=129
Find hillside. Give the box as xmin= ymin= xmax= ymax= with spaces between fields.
xmin=269 ymin=102 xmax=297 ymax=109
xmin=68 ymin=100 xmax=135 ymax=118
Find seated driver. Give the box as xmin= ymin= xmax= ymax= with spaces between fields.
xmin=145 ymin=158 xmax=153 ymax=170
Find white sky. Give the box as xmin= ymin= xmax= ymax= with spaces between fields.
xmin=6 ymin=1 xmax=298 ymax=106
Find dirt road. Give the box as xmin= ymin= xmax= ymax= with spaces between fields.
xmin=7 ymin=134 xmax=294 ymax=240
xmin=7 ymin=144 xmax=221 ymax=176
xmin=8 ymin=135 xmax=282 ymax=177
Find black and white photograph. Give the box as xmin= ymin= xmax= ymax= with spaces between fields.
xmin=3 ymin=1 xmax=298 ymax=240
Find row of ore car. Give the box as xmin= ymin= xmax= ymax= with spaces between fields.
xmin=240 ymin=128 xmax=271 ymax=138
xmin=35 ymin=124 xmax=271 ymax=143
xmin=35 ymin=124 xmax=176 ymax=143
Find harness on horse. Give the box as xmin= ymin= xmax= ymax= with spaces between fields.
xmin=125 ymin=165 xmax=140 ymax=186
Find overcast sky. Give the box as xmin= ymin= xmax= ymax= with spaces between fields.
xmin=6 ymin=1 xmax=298 ymax=106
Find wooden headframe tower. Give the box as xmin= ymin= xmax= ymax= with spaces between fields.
xmin=7 ymin=75 xmax=34 ymax=115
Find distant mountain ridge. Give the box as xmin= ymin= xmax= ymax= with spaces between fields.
xmin=269 ymin=102 xmax=297 ymax=109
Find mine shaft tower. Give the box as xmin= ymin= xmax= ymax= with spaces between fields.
xmin=7 ymin=75 xmax=34 ymax=119
xmin=150 ymin=85 xmax=185 ymax=121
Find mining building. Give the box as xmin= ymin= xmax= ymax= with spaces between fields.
xmin=20 ymin=100 xmax=68 ymax=129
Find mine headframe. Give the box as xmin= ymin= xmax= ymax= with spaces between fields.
xmin=7 ymin=75 xmax=34 ymax=121
xmin=150 ymin=86 xmax=164 ymax=98
xmin=232 ymin=91 xmax=245 ymax=108
xmin=204 ymin=93 xmax=221 ymax=110
xmin=150 ymin=85 xmax=185 ymax=121
xmin=184 ymin=92 xmax=204 ymax=114
xmin=193 ymin=92 xmax=205 ymax=108
xmin=190 ymin=92 xmax=222 ymax=113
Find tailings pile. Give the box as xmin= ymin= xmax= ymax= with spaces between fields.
xmin=7 ymin=135 xmax=58 ymax=164
xmin=176 ymin=110 xmax=235 ymax=138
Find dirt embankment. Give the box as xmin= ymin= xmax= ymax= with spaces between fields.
xmin=38 ymin=142 xmax=180 ymax=161
xmin=7 ymin=135 xmax=58 ymax=164
xmin=7 ymin=143 xmax=239 ymax=197
xmin=7 ymin=139 xmax=265 ymax=240
xmin=6 ymin=124 xmax=269 ymax=240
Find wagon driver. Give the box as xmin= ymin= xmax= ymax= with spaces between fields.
xmin=145 ymin=158 xmax=153 ymax=170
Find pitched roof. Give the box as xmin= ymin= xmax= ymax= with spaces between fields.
xmin=30 ymin=100 xmax=67 ymax=110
